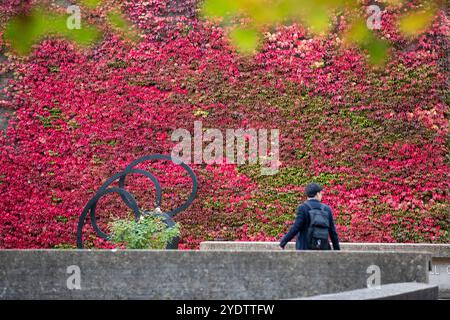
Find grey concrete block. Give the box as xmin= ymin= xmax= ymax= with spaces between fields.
xmin=0 ymin=250 xmax=431 ymax=300
xmin=200 ymin=241 xmax=450 ymax=299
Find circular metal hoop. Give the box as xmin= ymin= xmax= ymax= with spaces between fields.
xmin=89 ymin=169 xmax=163 ymax=239
xmin=76 ymin=187 xmax=140 ymax=249
xmin=76 ymin=154 xmax=198 ymax=249
xmin=120 ymin=154 xmax=198 ymax=218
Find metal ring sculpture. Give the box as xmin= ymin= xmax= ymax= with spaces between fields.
xmin=76 ymin=154 xmax=198 ymax=249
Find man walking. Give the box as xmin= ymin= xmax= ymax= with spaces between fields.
xmin=280 ymin=183 xmax=340 ymax=250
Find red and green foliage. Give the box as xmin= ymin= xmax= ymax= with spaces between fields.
xmin=0 ymin=1 xmax=448 ymax=249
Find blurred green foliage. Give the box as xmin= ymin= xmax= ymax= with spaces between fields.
xmin=1 ymin=1 xmax=137 ymax=56
xmin=0 ymin=0 xmax=440 ymax=64
xmin=4 ymin=6 xmax=101 ymax=55
xmin=107 ymin=9 xmax=140 ymax=42
xmin=229 ymin=27 xmax=260 ymax=54
xmin=398 ymin=8 xmax=436 ymax=37
xmin=201 ymin=0 xmax=439 ymax=64
xmin=80 ymin=0 xmax=102 ymax=9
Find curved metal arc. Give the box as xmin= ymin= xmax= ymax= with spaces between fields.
xmin=89 ymin=169 xmax=163 ymax=238
xmin=122 ymin=154 xmax=198 ymax=218
xmin=77 ymin=187 xmax=140 ymax=249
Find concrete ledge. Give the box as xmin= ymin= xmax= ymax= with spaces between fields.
xmin=295 ymin=283 xmax=439 ymax=300
xmin=200 ymin=241 xmax=450 ymax=299
xmin=200 ymin=241 xmax=450 ymax=258
xmin=0 ymin=250 xmax=431 ymax=300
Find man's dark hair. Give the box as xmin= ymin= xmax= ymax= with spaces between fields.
xmin=305 ymin=183 xmax=323 ymax=198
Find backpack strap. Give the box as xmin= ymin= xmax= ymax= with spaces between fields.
xmin=305 ymin=202 xmax=327 ymax=224
xmin=305 ymin=202 xmax=325 ymax=211
xmin=305 ymin=201 xmax=326 ymax=211
xmin=304 ymin=202 xmax=315 ymax=228
xmin=304 ymin=202 xmax=313 ymax=211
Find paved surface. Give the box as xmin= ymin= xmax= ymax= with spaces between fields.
xmin=295 ymin=283 xmax=439 ymax=300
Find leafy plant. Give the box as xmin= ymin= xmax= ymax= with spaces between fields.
xmin=109 ymin=213 xmax=180 ymax=249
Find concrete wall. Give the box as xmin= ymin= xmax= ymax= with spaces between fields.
xmin=0 ymin=250 xmax=431 ymax=300
xmin=200 ymin=241 xmax=450 ymax=298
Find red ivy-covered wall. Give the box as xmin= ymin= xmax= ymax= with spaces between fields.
xmin=0 ymin=0 xmax=448 ymax=249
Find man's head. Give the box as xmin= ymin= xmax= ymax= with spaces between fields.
xmin=305 ymin=183 xmax=323 ymax=201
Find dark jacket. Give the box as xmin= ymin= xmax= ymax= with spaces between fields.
xmin=280 ymin=199 xmax=340 ymax=250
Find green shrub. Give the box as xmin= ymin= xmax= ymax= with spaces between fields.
xmin=109 ymin=213 xmax=180 ymax=249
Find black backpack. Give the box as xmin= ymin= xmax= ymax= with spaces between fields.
xmin=305 ymin=202 xmax=330 ymax=250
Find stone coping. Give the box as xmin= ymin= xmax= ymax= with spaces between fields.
xmin=200 ymin=241 xmax=450 ymax=258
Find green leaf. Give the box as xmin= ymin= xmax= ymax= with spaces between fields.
xmin=201 ymin=0 xmax=239 ymax=19
xmin=303 ymin=7 xmax=330 ymax=34
xmin=343 ymin=19 xmax=388 ymax=65
xmin=4 ymin=11 xmax=45 ymax=55
xmin=229 ymin=27 xmax=260 ymax=54
xmin=3 ymin=7 xmax=101 ymax=56
xmin=107 ymin=10 xmax=128 ymax=30
xmin=366 ymin=37 xmax=388 ymax=65
xmin=107 ymin=9 xmax=140 ymax=42
xmin=80 ymin=0 xmax=102 ymax=9
xmin=398 ymin=8 xmax=436 ymax=37
xmin=344 ymin=18 xmax=370 ymax=45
